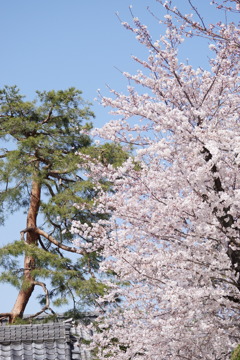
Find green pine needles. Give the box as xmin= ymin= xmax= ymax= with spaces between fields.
xmin=231 ymin=345 xmax=240 ymax=360
xmin=0 ymin=86 xmax=126 ymax=322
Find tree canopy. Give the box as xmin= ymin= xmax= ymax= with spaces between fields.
xmin=0 ymin=86 xmax=128 ymax=323
xmin=71 ymin=1 xmax=240 ymax=359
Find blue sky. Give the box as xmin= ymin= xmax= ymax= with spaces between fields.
xmin=0 ymin=0 xmax=231 ymax=314
xmin=0 ymin=0 xmax=226 ymax=123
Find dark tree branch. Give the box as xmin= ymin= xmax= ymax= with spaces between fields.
xmin=41 ymin=106 xmax=53 ymax=124
xmin=47 ymin=172 xmax=76 ymax=183
xmin=201 ymin=146 xmax=224 ymax=192
xmin=43 ymin=181 xmax=56 ymax=197
xmin=188 ymin=0 xmax=207 ymax=30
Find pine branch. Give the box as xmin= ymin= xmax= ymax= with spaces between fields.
xmin=21 ymin=227 xmax=87 ymax=255
xmin=0 ymin=313 xmax=12 ymax=321
xmin=24 ymin=280 xmax=55 ymax=320
xmin=41 ymin=106 xmax=53 ymax=124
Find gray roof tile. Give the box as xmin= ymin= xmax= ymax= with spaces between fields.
xmin=0 ymin=323 xmax=69 ymax=343
xmin=0 ymin=322 xmax=91 ymax=360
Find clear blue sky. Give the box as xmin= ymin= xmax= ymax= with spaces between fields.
xmin=0 ymin=0 xmax=230 ymax=314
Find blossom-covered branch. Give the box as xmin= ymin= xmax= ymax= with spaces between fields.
xmin=73 ymin=1 xmax=240 ymax=358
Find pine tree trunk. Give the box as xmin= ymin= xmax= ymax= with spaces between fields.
xmin=10 ymin=178 xmax=41 ymax=323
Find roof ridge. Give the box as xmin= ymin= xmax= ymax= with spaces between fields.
xmin=0 ymin=322 xmax=71 ymax=343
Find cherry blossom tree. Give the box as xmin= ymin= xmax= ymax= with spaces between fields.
xmin=72 ymin=1 xmax=240 ymax=358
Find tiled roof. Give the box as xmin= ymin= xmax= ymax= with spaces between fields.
xmin=0 ymin=322 xmax=92 ymax=360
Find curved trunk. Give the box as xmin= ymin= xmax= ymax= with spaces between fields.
xmin=10 ymin=178 xmax=41 ymax=323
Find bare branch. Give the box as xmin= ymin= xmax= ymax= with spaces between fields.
xmin=38 ymin=236 xmax=50 ymax=252
xmin=0 ymin=313 xmax=13 ymax=321
xmin=24 ymin=280 xmax=55 ymax=320
xmin=188 ymin=0 xmax=207 ymax=30
xmin=21 ymin=227 xmax=86 ymax=255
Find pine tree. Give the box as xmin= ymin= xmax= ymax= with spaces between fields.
xmin=0 ymin=86 xmax=127 ymax=323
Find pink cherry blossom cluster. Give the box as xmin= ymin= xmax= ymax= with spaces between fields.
xmin=73 ymin=1 xmax=240 ymax=358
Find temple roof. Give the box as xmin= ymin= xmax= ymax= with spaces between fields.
xmin=0 ymin=321 xmax=91 ymax=360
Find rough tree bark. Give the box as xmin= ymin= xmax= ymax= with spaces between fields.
xmin=10 ymin=177 xmax=41 ymax=323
